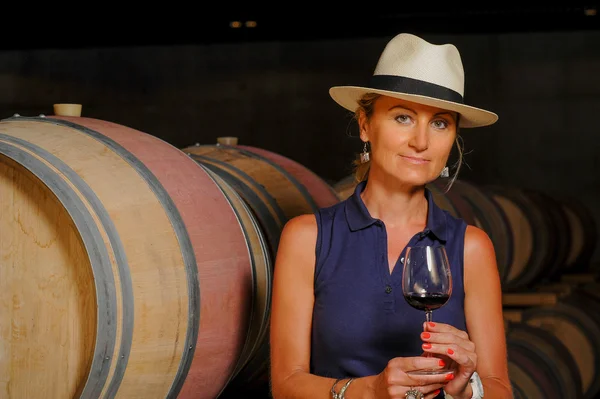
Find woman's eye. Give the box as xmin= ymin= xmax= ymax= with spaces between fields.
xmin=396 ymin=115 xmax=411 ymax=124
xmin=432 ymin=119 xmax=448 ymax=129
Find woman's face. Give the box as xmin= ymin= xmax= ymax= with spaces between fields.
xmin=359 ymin=95 xmax=458 ymax=187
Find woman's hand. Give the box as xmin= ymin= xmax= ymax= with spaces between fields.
xmin=420 ymin=321 xmax=476 ymax=399
xmin=371 ymin=356 xmax=454 ymax=399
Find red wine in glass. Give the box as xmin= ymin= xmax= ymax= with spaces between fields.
xmin=402 ymin=245 xmax=452 ymax=375
xmin=404 ymin=293 xmax=450 ymax=311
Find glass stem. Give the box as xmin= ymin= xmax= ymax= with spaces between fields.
xmin=424 ymin=310 xmax=433 ymax=358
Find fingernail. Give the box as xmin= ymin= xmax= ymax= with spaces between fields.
xmin=445 ymin=373 xmax=455 ymax=381
xmin=439 ymin=359 xmax=445 ymax=367
xmin=447 ymin=348 xmax=454 ymax=355
xmin=422 ymin=343 xmax=432 ymax=349
xmin=428 ymin=322 xmax=436 ymax=328
xmin=434 ymin=389 xmax=441 ymax=395
xmin=422 ymin=332 xmax=431 ymax=339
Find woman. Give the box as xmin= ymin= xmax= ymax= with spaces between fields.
xmin=270 ymin=33 xmax=512 ymax=399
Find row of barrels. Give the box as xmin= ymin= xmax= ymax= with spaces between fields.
xmin=503 ymin=283 xmax=600 ymax=399
xmin=1 ymin=112 xmax=598 ymax=398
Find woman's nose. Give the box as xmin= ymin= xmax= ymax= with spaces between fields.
xmin=408 ymin=125 xmax=428 ymax=152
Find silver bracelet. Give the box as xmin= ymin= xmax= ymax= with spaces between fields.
xmin=338 ymin=378 xmax=354 ymax=399
xmin=330 ymin=378 xmax=343 ymax=399
xmin=330 ymin=377 xmax=354 ymax=399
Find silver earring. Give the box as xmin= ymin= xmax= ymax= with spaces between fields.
xmin=360 ymin=141 xmax=370 ymax=163
xmin=440 ymin=166 xmax=449 ymax=178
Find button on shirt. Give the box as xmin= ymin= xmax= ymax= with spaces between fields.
xmin=310 ymin=180 xmax=468 ymax=381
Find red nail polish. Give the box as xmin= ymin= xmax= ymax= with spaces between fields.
xmin=428 ymin=322 xmax=436 ymax=328
xmin=422 ymin=332 xmax=431 ymax=339
xmin=434 ymin=389 xmax=441 ymax=395
xmin=439 ymin=359 xmax=445 ymax=367
xmin=422 ymin=343 xmax=432 ymax=349
xmin=447 ymin=348 xmax=454 ymax=355
xmin=445 ymin=373 xmax=455 ymax=381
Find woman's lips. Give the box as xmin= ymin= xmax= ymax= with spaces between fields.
xmin=401 ymin=155 xmax=430 ymax=165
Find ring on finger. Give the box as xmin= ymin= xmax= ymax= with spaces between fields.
xmin=405 ymin=387 xmax=424 ymax=399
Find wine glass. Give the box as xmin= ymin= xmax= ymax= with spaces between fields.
xmin=402 ymin=245 xmax=452 ymax=375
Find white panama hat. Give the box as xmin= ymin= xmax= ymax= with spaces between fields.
xmin=329 ymin=33 xmax=498 ymax=128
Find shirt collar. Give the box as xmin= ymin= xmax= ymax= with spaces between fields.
xmin=345 ymin=180 xmax=448 ymax=241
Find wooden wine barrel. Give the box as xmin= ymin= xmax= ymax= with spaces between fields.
xmin=181 ymin=142 xmax=340 ymax=392
xmin=236 ymin=144 xmax=341 ymax=208
xmin=560 ymin=198 xmax=598 ymax=272
xmin=525 ymin=189 xmax=572 ymax=280
xmin=506 ymin=322 xmax=582 ymax=399
xmin=0 ymin=115 xmax=270 ymax=399
xmin=198 ymin=165 xmax=272 ymax=393
xmin=183 ymin=143 xmax=339 ymax=255
xmin=486 ymin=186 xmax=597 ymax=289
xmin=521 ymin=293 xmax=600 ymax=399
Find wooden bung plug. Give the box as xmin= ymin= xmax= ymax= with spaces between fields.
xmin=53 ymin=103 xmax=82 ymax=117
xmin=217 ymin=137 xmax=238 ymax=145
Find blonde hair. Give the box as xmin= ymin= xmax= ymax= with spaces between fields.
xmin=351 ymin=93 xmax=464 ymax=192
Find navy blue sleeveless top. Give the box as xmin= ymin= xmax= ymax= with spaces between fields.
xmin=310 ymin=180 xmax=468 ymax=384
